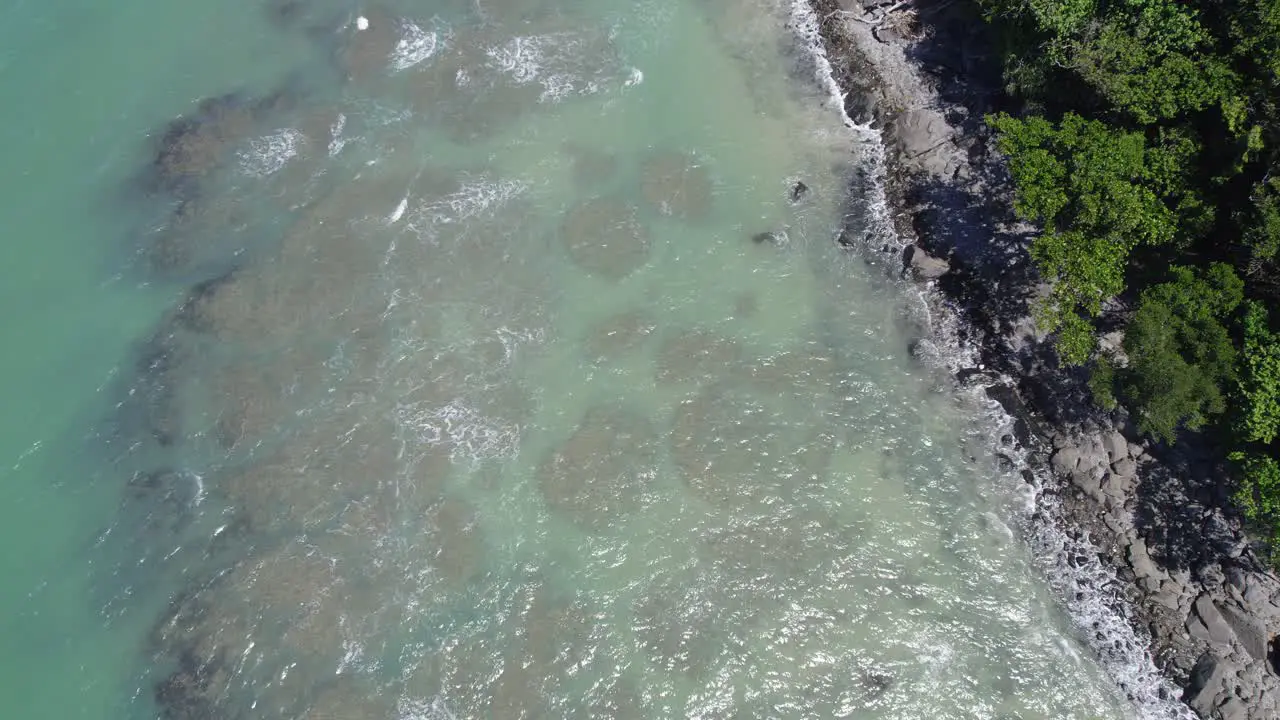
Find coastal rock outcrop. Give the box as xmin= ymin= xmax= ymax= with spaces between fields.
xmin=807 ymin=0 xmax=1280 ymax=716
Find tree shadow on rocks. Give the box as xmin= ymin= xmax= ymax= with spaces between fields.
xmin=1133 ymin=438 xmax=1250 ymax=575
xmin=904 ymin=0 xmax=1010 ymax=126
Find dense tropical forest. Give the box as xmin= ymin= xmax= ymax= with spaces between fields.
xmin=975 ymin=0 xmax=1280 ymax=558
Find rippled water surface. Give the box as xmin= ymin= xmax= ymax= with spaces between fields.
xmin=1 ymin=0 xmax=1143 ymax=718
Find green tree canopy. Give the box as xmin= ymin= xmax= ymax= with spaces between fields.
xmin=1238 ymin=301 xmax=1280 ymax=443
xmin=1120 ymin=264 xmax=1243 ymax=443
xmin=990 ymin=112 xmax=1199 ymax=363
xmin=1233 ymin=452 xmax=1280 ymax=558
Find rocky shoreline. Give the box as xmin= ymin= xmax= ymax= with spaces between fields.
xmin=805 ymin=0 xmax=1280 ymax=717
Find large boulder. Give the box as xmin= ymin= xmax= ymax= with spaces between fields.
xmin=1127 ymin=537 xmax=1168 ymax=591
xmin=1111 ymin=457 xmax=1138 ymax=478
xmin=1183 ymin=651 xmax=1230 ymax=716
xmin=1101 ymin=430 xmax=1128 ymax=465
xmin=1218 ymin=601 xmax=1270 ymax=662
xmin=903 ymin=244 xmax=949 ymax=280
xmin=1051 ymin=446 xmax=1083 ymax=475
xmin=1190 ymin=594 xmax=1239 ymax=648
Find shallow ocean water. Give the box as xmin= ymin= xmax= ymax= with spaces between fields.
xmin=0 ymin=0 xmax=1152 ymax=718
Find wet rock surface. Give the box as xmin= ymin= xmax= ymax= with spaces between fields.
xmin=808 ymin=0 xmax=1280 ymax=716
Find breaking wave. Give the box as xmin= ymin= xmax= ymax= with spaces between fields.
xmin=238 ymin=128 xmax=305 ymax=176
xmin=392 ymin=20 xmax=445 ymax=72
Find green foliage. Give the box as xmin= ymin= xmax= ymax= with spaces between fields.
xmin=1228 ymin=0 xmax=1280 ymax=86
xmin=990 ymin=113 xmax=1181 ymax=242
xmin=988 ymin=0 xmax=1239 ymax=122
xmin=978 ymin=0 xmax=1280 ymax=550
xmin=1089 ymin=354 xmax=1119 ymax=410
xmin=990 ymin=113 xmax=1194 ymax=363
xmin=1238 ymin=301 xmax=1280 ymax=443
xmin=1120 ymin=264 xmax=1243 ymax=443
xmin=1030 ymin=231 xmax=1126 ymax=364
xmin=1232 ymin=452 xmax=1280 ymax=558
xmin=1243 ymin=178 xmax=1280 ymax=270
xmin=977 ymin=0 xmax=1097 ymax=34
xmin=1070 ymin=24 xmax=1235 ymax=124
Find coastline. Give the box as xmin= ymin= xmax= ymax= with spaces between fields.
xmin=800 ymin=0 xmax=1280 ymax=717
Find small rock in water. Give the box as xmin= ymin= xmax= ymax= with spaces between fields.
xmin=790 ymin=181 xmax=809 ymax=202
xmin=859 ymin=670 xmax=894 ymax=699
xmin=751 ymin=230 xmax=788 ymax=246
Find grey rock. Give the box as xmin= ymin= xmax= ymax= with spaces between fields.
xmin=1218 ymin=601 xmax=1269 ymax=662
xmin=1102 ymin=511 xmax=1128 ymax=534
xmin=1217 ymin=696 xmax=1248 ymax=720
xmin=1070 ymin=466 xmax=1105 ymax=502
xmin=1128 ymin=538 xmax=1165 ymax=581
xmin=903 ymin=244 xmax=949 ymax=280
xmin=752 ymin=230 xmax=789 ymax=246
xmin=1239 ymin=574 xmax=1279 ymax=610
xmin=1184 ymin=652 xmax=1229 ymax=716
xmin=1052 ymin=446 xmax=1083 ymax=475
xmin=892 ymin=109 xmax=954 ymax=173
xmin=1112 ymin=457 xmax=1137 ymax=478
xmin=1099 ymin=331 xmax=1128 ymax=366
xmin=1101 ymin=431 xmax=1128 ymax=465
xmin=790 ymin=181 xmax=809 ymax=203
xmin=1187 ymin=612 xmax=1214 ymax=646
xmin=873 ymin=24 xmax=905 ymax=46
xmin=1102 ymin=471 xmax=1132 ymax=499
xmin=1152 ymin=581 xmax=1184 ymax=610
xmin=1193 ymin=594 xmax=1239 ymax=648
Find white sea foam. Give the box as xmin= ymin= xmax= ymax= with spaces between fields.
xmin=483 ymin=32 xmax=620 ymax=103
xmin=901 ymin=275 xmax=1194 ymax=718
xmin=787 ymin=0 xmax=854 ymax=128
xmin=391 ymin=21 xmax=443 ymax=72
xmin=397 ymin=696 xmax=459 ymax=720
xmin=388 ymin=194 xmax=409 ymax=225
xmin=328 ymin=112 xmax=348 ymax=157
xmin=787 ymin=0 xmax=897 ymax=249
xmin=485 ymin=35 xmax=546 ymax=83
xmin=238 ymin=128 xmax=305 ymax=177
xmin=898 ymin=272 xmax=1195 ymax=720
xmin=401 ymin=399 xmax=521 ymax=463
xmin=405 ymin=175 xmax=527 ymax=238
xmin=334 ymin=632 xmax=367 ymax=674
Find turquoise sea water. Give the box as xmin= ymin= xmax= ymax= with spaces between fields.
xmin=0 ymin=1 xmax=1164 ymax=718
